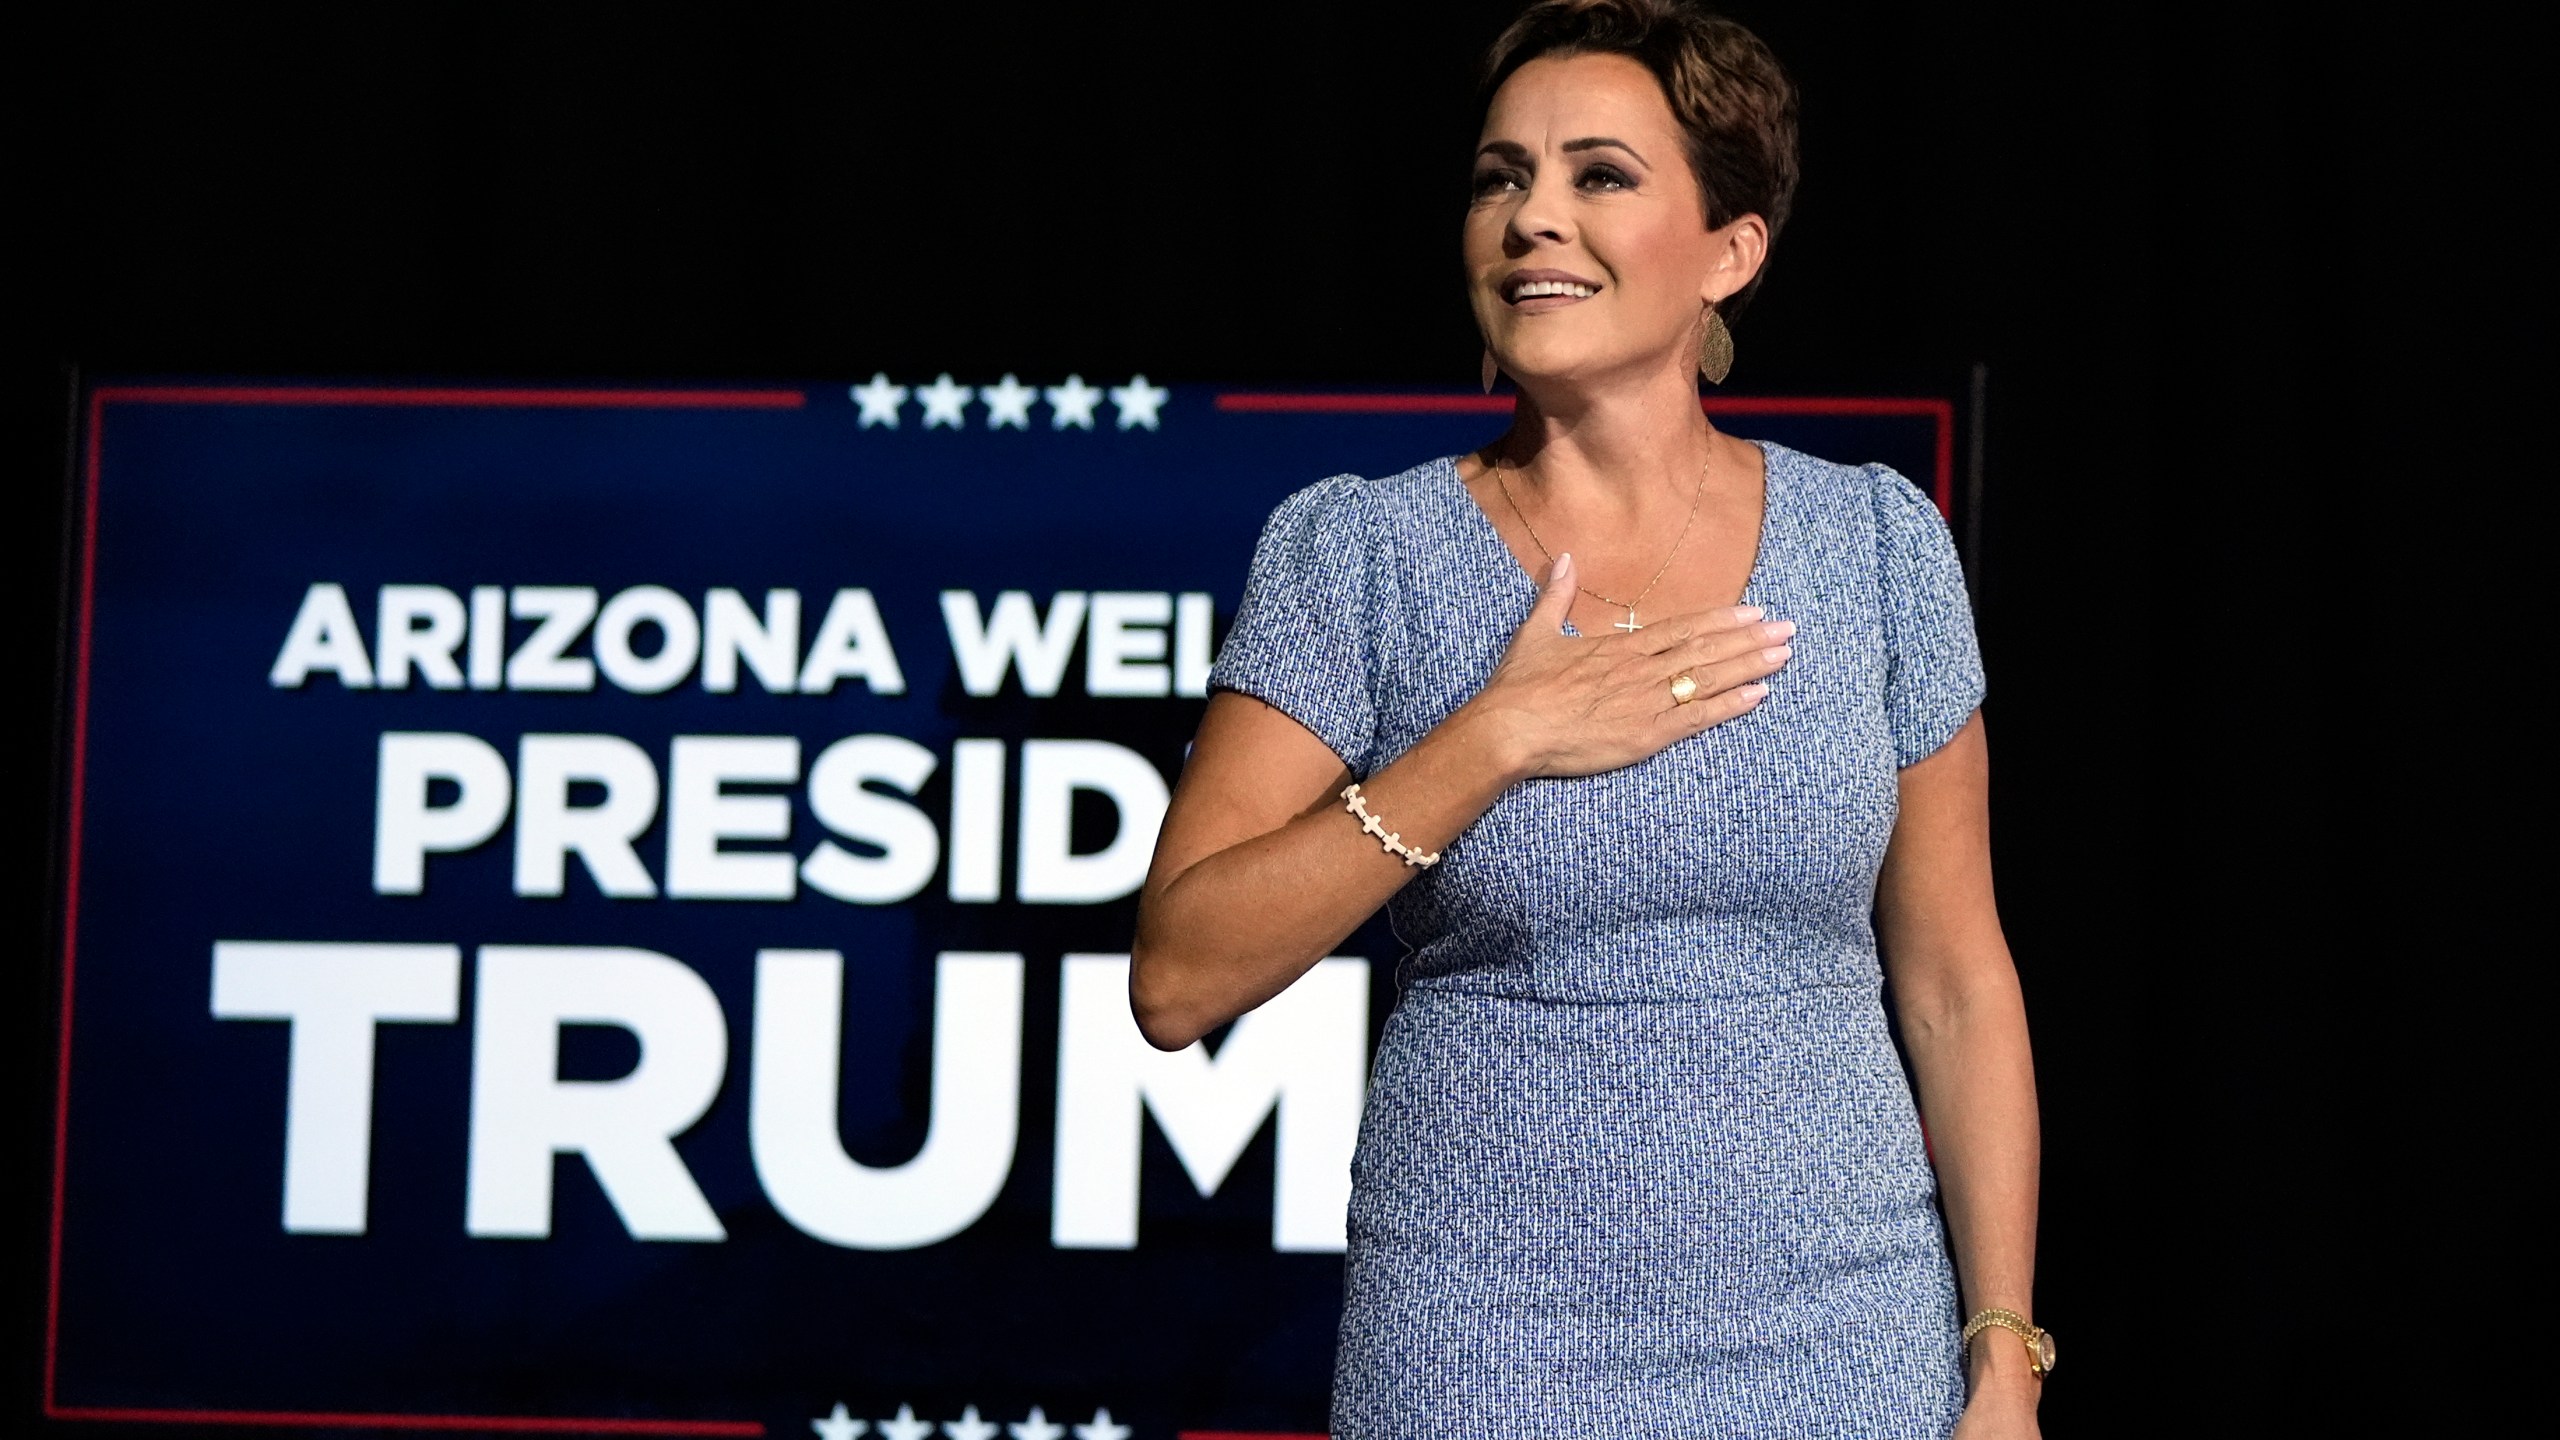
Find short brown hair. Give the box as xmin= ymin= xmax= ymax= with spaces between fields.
xmin=1483 ymin=0 xmax=1800 ymax=317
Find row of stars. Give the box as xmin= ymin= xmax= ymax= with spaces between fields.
xmin=850 ymin=373 xmax=1169 ymax=431
xmin=812 ymin=1401 xmax=1129 ymax=1440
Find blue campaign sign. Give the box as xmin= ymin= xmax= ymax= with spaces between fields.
xmin=47 ymin=378 xmax=1951 ymax=1437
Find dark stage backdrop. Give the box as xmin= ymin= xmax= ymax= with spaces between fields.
xmin=16 ymin=0 xmax=2438 ymax=1435
xmin=45 ymin=382 xmax=1952 ymax=1436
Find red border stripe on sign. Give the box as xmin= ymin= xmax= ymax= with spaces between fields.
xmin=91 ymin=384 xmax=807 ymax=409
xmin=46 ymin=1407 xmax=764 ymax=1436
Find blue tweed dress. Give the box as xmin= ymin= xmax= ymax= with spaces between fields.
xmin=1208 ymin=441 xmax=1987 ymax=1437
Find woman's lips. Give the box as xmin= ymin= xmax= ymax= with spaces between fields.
xmin=1501 ymin=271 xmax=1602 ymax=311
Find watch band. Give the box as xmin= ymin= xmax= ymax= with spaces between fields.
xmin=1961 ymin=1307 xmax=2054 ymax=1379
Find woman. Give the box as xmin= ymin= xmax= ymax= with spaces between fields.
xmin=1130 ymin=2 xmax=2043 ymax=1434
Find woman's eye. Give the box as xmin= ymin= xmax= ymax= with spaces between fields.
xmin=1577 ymin=163 xmax=1633 ymax=191
xmin=1471 ymin=169 xmax=1524 ymax=197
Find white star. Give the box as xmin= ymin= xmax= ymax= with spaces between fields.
xmin=1070 ymin=1409 xmax=1129 ymax=1440
xmin=1044 ymin=374 xmax=1103 ymax=430
xmin=1005 ymin=1407 xmax=1064 ymax=1440
xmin=940 ymin=1407 xmax=998 ymax=1440
xmin=979 ymin=374 xmax=1037 ymax=430
xmin=919 ymin=373 xmax=972 ymax=429
xmin=851 ymin=373 xmax=908 ymax=428
xmin=876 ymin=1405 xmax=934 ymax=1440
xmin=812 ymin=1404 xmax=868 ymax=1440
xmin=1108 ymin=375 xmax=1169 ymax=430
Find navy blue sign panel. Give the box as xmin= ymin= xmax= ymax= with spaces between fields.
xmin=48 ymin=379 xmax=1952 ymax=1439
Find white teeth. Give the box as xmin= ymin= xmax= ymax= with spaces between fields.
xmin=1511 ymin=280 xmax=1597 ymax=299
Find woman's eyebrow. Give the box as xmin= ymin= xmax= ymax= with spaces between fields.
xmin=1476 ymin=140 xmax=1533 ymax=163
xmin=1561 ymin=136 xmax=1648 ymax=165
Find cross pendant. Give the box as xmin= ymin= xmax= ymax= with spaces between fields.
xmin=1614 ymin=609 xmax=1643 ymax=633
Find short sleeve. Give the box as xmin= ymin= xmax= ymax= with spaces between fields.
xmin=1869 ymin=464 xmax=1986 ymax=767
xmin=1208 ymin=476 xmax=1381 ymax=775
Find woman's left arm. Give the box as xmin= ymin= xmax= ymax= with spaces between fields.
xmin=1877 ymin=711 xmax=2043 ymax=1434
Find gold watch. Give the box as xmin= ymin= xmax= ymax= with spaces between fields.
xmin=1962 ymin=1308 xmax=2056 ymax=1379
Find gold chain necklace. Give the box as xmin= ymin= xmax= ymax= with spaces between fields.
xmin=1489 ymin=443 xmax=1710 ymax=633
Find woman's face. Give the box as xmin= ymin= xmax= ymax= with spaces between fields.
xmin=1466 ymin=51 xmax=1760 ymax=391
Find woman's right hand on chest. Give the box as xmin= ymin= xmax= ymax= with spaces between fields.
xmin=1133 ymin=554 xmax=1788 ymax=1049
xmin=1467 ymin=552 xmax=1794 ymax=781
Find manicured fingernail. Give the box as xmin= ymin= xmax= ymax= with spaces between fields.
xmin=1767 ymin=619 xmax=1796 ymax=640
xmin=1740 ymin=682 xmax=1769 ymax=700
xmin=1763 ymin=645 xmax=1792 ymax=663
xmin=1736 ymin=605 xmax=1764 ymax=621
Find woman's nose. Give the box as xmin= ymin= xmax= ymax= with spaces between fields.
xmin=1506 ymin=173 xmax=1575 ymax=249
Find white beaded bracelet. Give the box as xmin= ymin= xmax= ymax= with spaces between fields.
xmin=1340 ymin=783 xmax=1440 ymax=868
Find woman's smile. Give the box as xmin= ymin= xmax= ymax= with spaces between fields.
xmin=1502 ymin=268 xmax=1605 ymax=309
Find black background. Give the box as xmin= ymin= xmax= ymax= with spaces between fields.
xmin=8 ymin=1 xmax=2529 ymax=1433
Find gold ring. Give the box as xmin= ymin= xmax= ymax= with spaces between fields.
xmin=1669 ymin=673 xmax=1699 ymax=705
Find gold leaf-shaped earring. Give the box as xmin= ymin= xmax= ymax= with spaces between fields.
xmin=1481 ymin=348 xmax=1501 ymax=395
xmin=1699 ymin=309 xmax=1735 ymax=385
